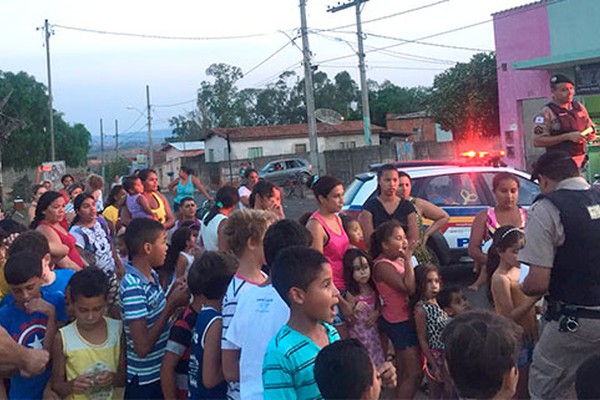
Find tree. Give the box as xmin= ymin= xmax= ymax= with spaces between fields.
xmin=369 ymin=81 xmax=429 ymax=126
xmin=427 ymin=53 xmax=499 ymax=141
xmin=197 ymin=63 xmax=245 ymax=129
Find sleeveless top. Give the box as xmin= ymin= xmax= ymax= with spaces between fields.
xmin=311 ymin=212 xmax=350 ymax=290
xmin=60 ymin=317 xmax=122 ymax=400
xmin=40 ymin=221 xmax=85 ymax=268
xmin=201 ymin=213 xmax=227 ymax=251
xmin=174 ymin=178 xmax=195 ymax=205
xmin=149 ymin=192 xmax=167 ymax=224
xmin=373 ymin=257 xmax=409 ymax=323
xmin=126 ymin=194 xmax=153 ymax=219
xmin=363 ymin=197 xmax=416 ymax=233
xmin=485 ymin=207 xmax=526 ymax=238
xmin=417 ymin=301 xmax=448 ymax=350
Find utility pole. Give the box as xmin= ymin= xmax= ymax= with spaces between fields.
xmin=44 ymin=19 xmax=56 ymax=160
xmin=100 ymin=119 xmax=105 ymax=185
xmin=115 ymin=119 xmax=119 ymax=158
xmin=299 ymin=0 xmax=321 ymax=173
xmin=146 ymin=85 xmax=153 ymax=168
xmin=328 ymin=0 xmax=372 ymax=145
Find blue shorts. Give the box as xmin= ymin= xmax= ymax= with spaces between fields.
xmin=380 ymin=318 xmax=418 ymax=351
xmin=517 ymin=335 xmax=534 ymax=368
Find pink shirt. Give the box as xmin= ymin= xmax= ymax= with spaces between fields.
xmin=373 ymin=257 xmax=409 ymax=323
xmin=312 ymin=212 xmax=349 ymax=290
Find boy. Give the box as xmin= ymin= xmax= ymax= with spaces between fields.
xmin=442 ymin=310 xmax=522 ymax=400
xmin=225 ymin=219 xmax=310 ymax=400
xmin=188 ymin=252 xmax=238 ymax=399
xmin=119 ymin=218 xmax=188 ymax=399
xmin=262 ymin=246 xmax=341 ymax=399
xmin=0 ymin=251 xmax=69 ymax=399
xmin=51 ymin=267 xmax=125 ymax=399
xmin=438 ymin=286 xmax=471 ymax=317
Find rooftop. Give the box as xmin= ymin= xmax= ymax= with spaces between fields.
xmin=164 ymin=141 xmax=205 ymax=151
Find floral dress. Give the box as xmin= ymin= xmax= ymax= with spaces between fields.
xmin=348 ymin=292 xmax=385 ymax=366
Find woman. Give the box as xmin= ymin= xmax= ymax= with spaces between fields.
xmin=102 ymin=185 xmax=126 ymax=236
xmin=200 ymin=186 xmax=239 ymax=251
xmin=397 ymin=171 xmax=450 ymax=265
xmin=249 ymin=180 xmax=285 ymax=220
xmin=27 ymin=184 xmax=47 ymax=224
xmin=135 ymin=169 xmax=175 ymax=229
xmin=359 ymin=164 xmax=419 ymax=250
xmin=168 ymin=167 xmax=212 ymax=213
xmin=69 ymin=193 xmax=123 ymax=313
xmin=31 ymin=191 xmax=85 ymax=270
xmin=238 ymin=169 xmax=259 ymax=209
xmin=65 ymin=183 xmax=85 ymax=224
xmin=468 ymin=172 xmax=525 ymax=291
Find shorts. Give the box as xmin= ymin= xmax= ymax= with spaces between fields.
xmin=380 ymin=318 xmax=418 ymax=350
xmin=517 ymin=335 xmax=534 ymax=368
xmin=332 ymin=290 xmax=347 ymax=326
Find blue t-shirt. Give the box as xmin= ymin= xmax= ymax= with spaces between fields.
xmin=0 ymin=291 xmax=68 ymax=399
xmin=1 ymin=270 xmax=74 ymax=309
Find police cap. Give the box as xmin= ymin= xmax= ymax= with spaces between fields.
xmin=550 ymin=74 xmax=574 ymax=86
xmin=530 ymin=151 xmax=577 ymax=181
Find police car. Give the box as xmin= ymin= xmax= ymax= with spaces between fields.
xmin=342 ymin=158 xmax=540 ymax=267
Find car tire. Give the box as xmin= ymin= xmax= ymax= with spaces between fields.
xmin=299 ymin=172 xmax=310 ymax=184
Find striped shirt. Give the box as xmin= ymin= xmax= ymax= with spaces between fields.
xmin=119 ymin=263 xmax=172 ymax=385
xmin=262 ymin=323 xmax=340 ymax=400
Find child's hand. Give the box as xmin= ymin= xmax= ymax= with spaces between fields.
xmin=354 ymin=301 xmax=368 ymax=314
xmin=365 ymin=310 xmax=379 ymax=327
xmin=93 ymin=371 xmax=115 ymax=387
xmin=72 ymin=373 xmax=94 ymax=394
xmin=377 ymin=361 xmax=397 ymax=388
xmin=167 ymin=278 xmax=189 ymax=309
xmin=25 ymin=298 xmax=55 ymax=317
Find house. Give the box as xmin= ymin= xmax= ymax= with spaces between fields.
xmin=204 ymin=121 xmax=385 ymax=162
xmin=493 ymin=0 xmax=600 ymax=170
xmin=154 ymin=141 xmax=205 ymax=187
xmin=385 ymin=112 xmax=452 ymax=143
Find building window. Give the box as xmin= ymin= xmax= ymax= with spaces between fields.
xmin=248 ymin=147 xmax=263 ymax=159
xmin=295 ymin=144 xmax=307 ymax=153
xmin=208 ymin=149 xmax=214 ymax=162
xmin=340 ymin=141 xmax=356 ymax=149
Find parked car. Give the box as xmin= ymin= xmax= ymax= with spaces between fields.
xmin=342 ymin=164 xmax=540 ymax=268
xmin=258 ymin=158 xmax=312 ymax=186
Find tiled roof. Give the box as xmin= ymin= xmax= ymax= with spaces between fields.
xmin=209 ymin=121 xmax=385 ymax=142
xmin=492 ymin=0 xmax=545 ymax=17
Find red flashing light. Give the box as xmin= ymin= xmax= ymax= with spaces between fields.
xmin=459 ymin=149 xmax=507 ymax=167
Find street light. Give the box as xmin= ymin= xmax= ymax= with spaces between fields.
xmin=126 ymin=105 xmax=153 ymax=168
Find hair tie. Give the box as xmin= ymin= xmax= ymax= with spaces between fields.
xmin=311 ymin=175 xmax=319 ymax=186
xmin=500 ymin=227 xmax=522 ymax=240
xmin=216 ymin=201 xmax=223 ymax=209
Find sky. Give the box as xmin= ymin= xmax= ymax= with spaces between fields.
xmin=2 ymin=0 xmax=534 ymax=143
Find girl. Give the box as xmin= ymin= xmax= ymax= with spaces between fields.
xmin=123 ymin=175 xmax=155 ymax=220
xmin=342 ymin=248 xmax=385 ymax=367
xmin=249 ymin=180 xmax=285 ymax=220
xmin=160 ymin=226 xmax=197 ymax=290
xmin=487 ymin=225 xmax=538 ymax=399
xmin=201 ymin=185 xmax=239 ymax=252
xmin=413 ymin=263 xmax=450 ymax=399
xmin=65 ymin=183 xmax=85 ymax=224
xmin=87 ymin=174 xmax=105 ymax=212
xmin=371 ymin=219 xmax=422 ymax=400
xmin=340 ymin=214 xmax=366 ymax=251
xmin=102 ymin=184 xmax=126 ymax=236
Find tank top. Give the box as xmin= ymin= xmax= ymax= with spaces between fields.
xmin=174 ymin=178 xmax=195 ymax=205
xmin=485 ymin=207 xmax=526 ymax=238
xmin=417 ymin=301 xmax=448 ymax=350
xmin=181 ymin=251 xmax=195 ymax=277
xmin=60 ymin=317 xmax=122 ymax=400
xmin=373 ymin=257 xmax=409 ymax=323
xmin=40 ymin=221 xmax=85 ymax=268
xmin=149 ymin=192 xmax=167 ymax=224
xmin=312 ymin=212 xmax=350 ymax=290
xmin=201 ymin=213 xmax=227 ymax=251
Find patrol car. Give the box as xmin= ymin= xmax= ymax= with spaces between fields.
xmin=342 ymin=161 xmax=540 ymax=267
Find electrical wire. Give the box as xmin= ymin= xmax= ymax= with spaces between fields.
xmin=244 ymin=40 xmax=295 ymax=77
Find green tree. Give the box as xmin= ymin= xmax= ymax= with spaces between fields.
xmin=368 ymin=81 xmax=429 ymax=126
xmin=427 ymin=53 xmax=499 ymax=141
xmin=197 ymin=63 xmax=245 ymax=129
xmin=105 ymin=157 xmax=131 ymax=181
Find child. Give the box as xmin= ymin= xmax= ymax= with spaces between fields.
xmin=370 ymin=220 xmax=422 ymax=399
xmin=159 ymin=226 xmax=196 ymax=290
xmin=88 ymin=174 xmax=105 ymax=212
xmin=442 ymin=311 xmax=522 ymax=400
xmin=225 ymin=219 xmax=310 ymax=400
xmin=187 ymin=252 xmax=238 ymax=399
xmin=220 ymin=209 xmax=273 ymax=400
xmin=413 ymin=263 xmax=450 ymax=399
xmin=342 ymin=248 xmax=385 ymax=367
xmin=0 ymin=251 xmax=69 ymax=399
xmin=437 ymin=286 xmax=470 ymax=317
xmin=314 ymin=339 xmax=389 ymax=400
xmin=123 ymin=175 xmax=155 ymax=220
xmin=262 ymin=246 xmax=341 ymax=399
xmin=119 ymin=218 xmax=189 ymax=399
xmin=487 ymin=225 xmax=538 ymax=399
xmin=340 ymin=214 xmax=366 ymax=251
xmin=115 ymin=232 xmax=128 ymax=267
xmin=51 ymin=267 xmax=125 ymax=399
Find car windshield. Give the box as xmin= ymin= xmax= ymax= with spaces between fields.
xmin=344 ymin=178 xmax=367 ymax=206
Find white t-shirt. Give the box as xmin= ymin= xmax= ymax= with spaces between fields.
xmin=201 ymin=213 xmax=227 ymax=251
xmin=225 ymin=284 xmax=289 ymax=400
xmin=238 ymin=186 xmax=252 ymax=210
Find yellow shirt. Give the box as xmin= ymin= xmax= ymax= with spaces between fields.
xmin=60 ymin=317 xmax=122 ymax=400
xmin=150 ymin=192 xmax=166 ymax=224
xmin=101 ymin=205 xmax=119 ymax=227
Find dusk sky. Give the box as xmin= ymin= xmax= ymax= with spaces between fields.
xmin=2 ymin=0 xmax=532 ymax=143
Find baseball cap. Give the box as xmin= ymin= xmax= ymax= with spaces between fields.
xmin=530 ymin=151 xmax=576 ymax=181
xmin=551 ymin=74 xmax=574 ymax=86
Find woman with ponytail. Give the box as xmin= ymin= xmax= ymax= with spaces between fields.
xmin=201 ymin=185 xmax=239 ymax=251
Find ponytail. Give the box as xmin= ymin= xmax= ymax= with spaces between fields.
xmin=203 ymin=185 xmax=239 ymax=226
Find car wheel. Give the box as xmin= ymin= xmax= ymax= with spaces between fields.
xmin=299 ymin=173 xmax=310 ymax=184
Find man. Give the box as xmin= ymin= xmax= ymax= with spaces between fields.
xmin=167 ymin=197 xmax=201 ymax=244
xmin=533 ymin=74 xmax=596 ymax=168
xmin=520 ymin=151 xmax=600 ymax=399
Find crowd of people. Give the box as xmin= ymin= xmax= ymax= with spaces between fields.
xmin=0 ymin=153 xmax=598 ymax=400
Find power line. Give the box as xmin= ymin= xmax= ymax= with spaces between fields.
xmin=244 ymin=40 xmax=296 ymax=77
xmin=153 ymin=99 xmax=197 ymax=108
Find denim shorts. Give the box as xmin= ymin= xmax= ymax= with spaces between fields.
xmin=380 ymin=318 xmax=418 ymax=350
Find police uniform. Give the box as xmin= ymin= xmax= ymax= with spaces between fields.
xmin=519 ymin=176 xmax=600 ymax=399
xmin=533 ymin=75 xmax=595 ymax=168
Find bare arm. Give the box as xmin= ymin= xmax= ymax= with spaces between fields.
xmin=174 ymin=253 xmax=188 ymax=280
xmin=37 ymin=225 xmax=69 ymax=260
xmin=160 ymin=350 xmax=182 ymax=400
xmin=373 ymin=256 xmax=415 ymax=295
xmin=306 ymin=218 xmax=325 ymax=253
xmin=51 ymin=335 xmax=94 ymax=397
xmin=120 ymin=205 xmax=132 ymax=227
xmin=192 ymin=176 xmax=212 ymax=200
xmin=414 ymin=305 xmax=438 ymax=374
xmin=521 ymin=265 xmax=551 ymax=298
xmin=467 ymin=211 xmax=488 ymax=266
xmin=416 ymin=199 xmax=450 ymax=241
xmin=0 ymin=326 xmax=49 ymax=377
xmin=167 ymin=178 xmax=180 ymax=195
xmin=222 ymin=349 xmax=240 ymax=384
xmin=358 ymin=210 xmax=374 ymax=250
xmin=204 ymin=320 xmax=226 ymax=388
xmin=160 ymin=193 xmax=176 ymax=230
xmin=534 ymin=131 xmax=583 ymax=148
xmin=406 ymin=212 xmax=419 ymax=251
xmin=491 ymin=274 xmax=538 ymax=322
xmin=136 ymin=195 xmax=156 ymax=217
xmin=115 ymin=333 xmax=126 ymax=387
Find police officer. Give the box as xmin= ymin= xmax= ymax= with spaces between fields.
xmin=533 ymin=74 xmax=596 ymax=168
xmin=520 ymin=151 xmax=600 ymax=399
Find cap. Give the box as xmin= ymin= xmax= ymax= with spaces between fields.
xmin=530 ymin=151 xmax=576 ymax=181
xmin=550 ymin=74 xmax=574 ymax=86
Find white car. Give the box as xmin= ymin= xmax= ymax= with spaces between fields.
xmin=342 ymin=164 xmax=540 ymax=267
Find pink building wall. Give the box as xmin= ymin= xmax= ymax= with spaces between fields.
xmin=494 ymin=4 xmax=551 ymax=169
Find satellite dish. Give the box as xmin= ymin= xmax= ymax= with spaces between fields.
xmin=315 ymin=108 xmax=344 ymax=125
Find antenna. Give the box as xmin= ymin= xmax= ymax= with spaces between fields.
xmin=314 ymin=108 xmax=344 ymax=125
